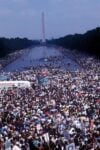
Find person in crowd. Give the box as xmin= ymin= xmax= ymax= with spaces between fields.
xmin=0 ymin=51 xmax=100 ymax=150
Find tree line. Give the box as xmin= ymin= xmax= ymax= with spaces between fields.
xmin=0 ymin=37 xmax=40 ymax=58
xmin=48 ymin=27 xmax=100 ymax=58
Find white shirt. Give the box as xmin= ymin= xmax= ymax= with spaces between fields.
xmin=12 ymin=145 xmax=21 ymax=150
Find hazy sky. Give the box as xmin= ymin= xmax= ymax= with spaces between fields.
xmin=0 ymin=0 xmax=100 ymax=39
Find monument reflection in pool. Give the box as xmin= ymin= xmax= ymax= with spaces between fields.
xmin=4 ymin=46 xmax=80 ymax=72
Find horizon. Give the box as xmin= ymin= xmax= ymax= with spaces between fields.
xmin=0 ymin=26 xmax=99 ymax=40
xmin=0 ymin=0 xmax=100 ymax=39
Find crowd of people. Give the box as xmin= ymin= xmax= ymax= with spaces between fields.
xmin=0 ymin=48 xmax=30 ymax=70
xmin=0 ymin=50 xmax=100 ymax=150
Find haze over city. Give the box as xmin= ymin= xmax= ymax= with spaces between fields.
xmin=0 ymin=0 xmax=100 ymax=39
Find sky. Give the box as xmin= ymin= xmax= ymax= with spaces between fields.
xmin=0 ymin=0 xmax=100 ymax=39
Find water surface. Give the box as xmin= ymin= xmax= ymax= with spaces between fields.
xmin=4 ymin=46 xmax=80 ymax=72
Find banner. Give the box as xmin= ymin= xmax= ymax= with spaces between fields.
xmin=0 ymin=75 xmax=9 ymax=81
xmin=43 ymin=133 xmax=49 ymax=143
xmin=37 ymin=69 xmax=49 ymax=86
xmin=37 ymin=76 xmax=49 ymax=86
xmin=66 ymin=143 xmax=75 ymax=150
xmin=0 ymin=81 xmax=31 ymax=89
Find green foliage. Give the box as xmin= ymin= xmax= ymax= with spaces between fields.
xmin=0 ymin=37 xmax=40 ymax=58
xmin=48 ymin=27 xmax=100 ymax=58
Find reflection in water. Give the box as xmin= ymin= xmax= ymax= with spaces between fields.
xmin=4 ymin=46 xmax=80 ymax=72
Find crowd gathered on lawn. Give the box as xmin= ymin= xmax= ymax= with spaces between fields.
xmin=0 ymin=49 xmax=100 ymax=150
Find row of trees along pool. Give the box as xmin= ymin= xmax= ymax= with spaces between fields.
xmin=0 ymin=27 xmax=100 ymax=59
xmin=48 ymin=27 xmax=100 ymax=58
xmin=0 ymin=38 xmax=40 ymax=58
